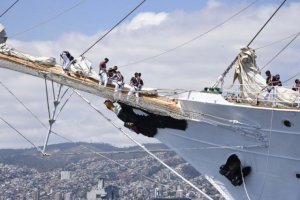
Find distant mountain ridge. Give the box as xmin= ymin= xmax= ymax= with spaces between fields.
xmin=0 ymin=142 xmax=170 ymax=172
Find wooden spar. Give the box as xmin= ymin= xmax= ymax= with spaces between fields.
xmin=0 ymin=52 xmax=183 ymax=118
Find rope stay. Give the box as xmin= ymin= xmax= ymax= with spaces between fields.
xmin=0 ymin=0 xmax=20 ymax=18
xmin=80 ymin=0 xmax=147 ymax=56
xmin=246 ymin=0 xmax=287 ymax=47
xmin=255 ymin=31 xmax=300 ymax=51
xmin=74 ymin=89 xmax=214 ymax=200
xmin=52 ymin=132 xmax=165 ymax=186
xmin=0 ymin=116 xmax=42 ymax=153
xmin=0 ymin=80 xmax=46 ymax=128
xmin=120 ymin=0 xmax=258 ymax=68
xmin=10 ymin=0 xmax=88 ymax=38
xmin=77 ymin=144 xmax=166 ymax=186
xmin=212 ymin=0 xmax=288 ymax=88
xmin=51 ymin=145 xmax=263 ymax=156
xmin=261 ymin=32 xmax=300 ymax=71
xmin=241 ymin=165 xmax=252 ymax=200
xmin=44 ymin=76 xmax=51 ymax=120
xmin=283 ymin=72 xmax=300 ymax=84
xmin=258 ymin=108 xmax=274 ymax=200
xmin=42 ymin=77 xmax=74 ymax=155
xmin=54 ymin=90 xmax=74 ymax=120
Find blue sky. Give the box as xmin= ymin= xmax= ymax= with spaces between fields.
xmin=2 ymin=0 xmax=209 ymax=40
xmin=1 ymin=0 xmax=293 ymax=41
xmin=0 ymin=0 xmax=300 ymax=149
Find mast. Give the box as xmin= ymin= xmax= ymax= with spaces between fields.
xmin=212 ymin=0 xmax=287 ymax=89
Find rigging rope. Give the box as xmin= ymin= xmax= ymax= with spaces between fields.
xmin=10 ymin=0 xmax=87 ymax=38
xmin=282 ymin=72 xmax=300 ymax=84
xmin=241 ymin=165 xmax=252 ymax=200
xmin=261 ymin=32 xmax=300 ymax=71
xmin=0 ymin=0 xmax=20 ymax=18
xmin=120 ymin=0 xmax=258 ymax=68
xmin=246 ymin=0 xmax=287 ymax=47
xmin=44 ymin=76 xmax=51 ymax=120
xmin=54 ymin=90 xmax=74 ymax=120
xmin=255 ymin=31 xmax=300 ymax=50
xmin=80 ymin=0 xmax=146 ymax=56
xmin=0 ymin=80 xmax=46 ymax=128
xmin=0 ymin=116 xmax=42 ymax=152
xmin=74 ymin=89 xmax=214 ymax=200
xmin=52 ymin=132 xmax=165 ymax=186
xmin=42 ymin=80 xmax=73 ymax=154
xmin=52 ymin=146 xmax=258 ymax=156
xmin=258 ymin=108 xmax=274 ymax=200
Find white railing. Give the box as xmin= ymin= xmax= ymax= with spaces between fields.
xmin=222 ymin=84 xmax=300 ymax=108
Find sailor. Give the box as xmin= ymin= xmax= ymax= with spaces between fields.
xmin=60 ymin=51 xmax=74 ymax=74
xmin=292 ymin=79 xmax=300 ymax=92
xmin=265 ymin=70 xmax=273 ymax=86
xmin=99 ymin=58 xmax=109 ymax=86
xmin=113 ymin=71 xmax=125 ymax=99
xmin=107 ymin=65 xmax=118 ymax=78
xmin=272 ymin=74 xmax=282 ymax=86
xmin=0 ymin=23 xmax=7 ymax=44
xmin=264 ymin=70 xmax=276 ymax=106
xmin=127 ymin=72 xmax=144 ymax=101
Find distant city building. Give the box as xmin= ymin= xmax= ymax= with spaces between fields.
xmin=64 ymin=192 xmax=73 ymax=200
xmin=151 ymin=198 xmax=191 ymax=200
xmin=154 ymin=188 xmax=161 ymax=198
xmin=32 ymin=188 xmax=40 ymax=200
xmin=54 ymin=192 xmax=62 ymax=200
xmin=134 ymin=185 xmax=150 ymax=199
xmin=61 ymin=171 xmax=71 ymax=180
xmin=19 ymin=194 xmax=26 ymax=200
xmin=87 ymin=178 xmax=107 ymax=200
xmin=105 ymin=185 xmax=120 ymax=200
xmin=44 ymin=185 xmax=51 ymax=194
xmin=176 ymin=185 xmax=183 ymax=198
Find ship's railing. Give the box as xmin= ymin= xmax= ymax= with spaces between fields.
xmin=222 ymin=83 xmax=300 ymax=108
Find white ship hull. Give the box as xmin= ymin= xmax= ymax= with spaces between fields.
xmin=155 ymin=91 xmax=300 ymax=200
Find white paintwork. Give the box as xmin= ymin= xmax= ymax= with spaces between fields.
xmin=155 ymin=92 xmax=300 ymax=200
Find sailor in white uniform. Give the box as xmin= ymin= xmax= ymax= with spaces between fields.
xmin=112 ymin=71 xmax=125 ymax=99
xmin=127 ymin=72 xmax=143 ymax=102
xmin=99 ymin=58 xmax=109 ymax=86
xmin=60 ymin=51 xmax=74 ymax=74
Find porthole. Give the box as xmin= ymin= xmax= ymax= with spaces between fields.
xmin=282 ymin=120 xmax=292 ymax=128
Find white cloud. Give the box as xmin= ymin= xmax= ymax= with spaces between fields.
xmin=126 ymin=12 xmax=168 ymax=31
xmin=1 ymin=2 xmax=300 ymax=149
xmin=206 ymin=0 xmax=224 ymax=9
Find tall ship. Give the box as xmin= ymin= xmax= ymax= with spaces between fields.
xmin=1 ymin=1 xmax=300 ymax=199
